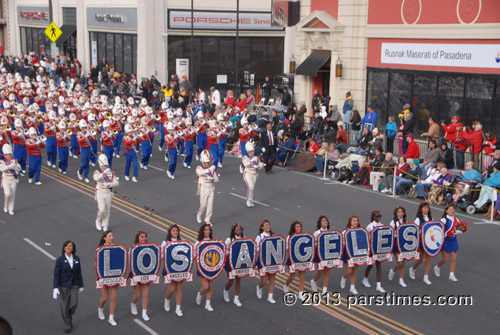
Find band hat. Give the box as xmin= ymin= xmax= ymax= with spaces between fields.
xmin=98 ymin=154 xmax=109 ymax=167
xmin=2 ymin=144 xmax=12 ymax=155
xmin=245 ymin=142 xmax=255 ymax=152
xmin=28 ymin=127 xmax=37 ymax=136
xmin=200 ymin=149 xmax=211 ymax=163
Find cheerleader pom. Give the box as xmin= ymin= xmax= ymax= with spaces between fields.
xmin=456 ymin=220 xmax=469 ymax=233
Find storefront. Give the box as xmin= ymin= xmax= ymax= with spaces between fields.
xmin=87 ymin=7 xmax=138 ymax=74
xmin=17 ymin=6 xmax=52 ymax=56
xmin=167 ymin=9 xmax=285 ymax=92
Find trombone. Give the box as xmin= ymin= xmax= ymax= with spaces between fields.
xmin=105 ymin=112 xmax=112 ymax=119
xmin=90 ymin=129 xmax=97 ymax=137
xmin=37 ymin=135 xmax=47 ymax=142
xmin=8 ymin=110 xmax=15 ymax=117
xmin=36 ymin=115 xmax=43 ymax=122
xmin=66 ymin=129 xmax=73 ymax=136
xmin=4 ymin=125 xmax=11 ymax=131
xmin=112 ymin=129 xmax=119 ymax=135
xmin=120 ymin=115 xmax=126 ymax=121
xmin=96 ymin=121 xmax=102 ymax=127
xmin=149 ymin=125 xmax=156 ymax=132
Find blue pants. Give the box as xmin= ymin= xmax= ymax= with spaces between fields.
xmin=184 ymin=141 xmax=193 ymax=167
xmin=241 ymin=141 xmax=248 ymax=157
xmin=210 ymin=144 xmax=219 ymax=166
xmin=416 ymin=182 xmax=432 ymax=198
xmin=455 ymin=150 xmax=465 ymax=170
xmin=402 ymin=139 xmax=409 ymax=154
xmin=90 ymin=140 xmax=98 ymax=164
xmin=38 ymin=124 xmax=45 ymax=135
xmin=277 ymin=151 xmax=288 ymax=164
xmin=46 ymin=136 xmax=57 ymax=166
xmin=141 ymin=141 xmax=152 ymax=167
xmin=14 ymin=144 xmax=27 ymax=172
xmin=197 ymin=133 xmax=207 ymax=156
xmin=70 ymin=135 xmax=79 ymax=156
xmin=394 ymin=177 xmax=413 ymax=193
xmin=150 ymin=133 xmax=155 ymax=147
xmin=125 ymin=149 xmax=138 ymax=177
xmin=114 ymin=132 xmax=123 ymax=155
xmin=58 ymin=146 xmax=69 ymax=173
xmin=28 ymin=155 xmax=42 ymax=182
xmin=103 ymin=145 xmax=114 ymax=169
xmin=168 ymin=147 xmax=178 ymax=174
xmin=159 ymin=126 xmax=165 ymax=149
xmin=79 ymin=147 xmax=91 ymax=179
xmin=177 ymin=138 xmax=185 ymax=155
xmin=316 ymin=157 xmax=325 ymax=172
xmin=218 ymin=138 xmax=226 ymax=163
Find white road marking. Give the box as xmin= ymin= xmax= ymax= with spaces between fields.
xmin=23 ymin=238 xmax=56 ymax=261
xmin=134 ymin=319 xmax=160 ymax=335
xmin=473 ymin=221 xmax=500 ymax=226
xmin=229 ymin=192 xmax=270 ymax=207
xmin=148 ymin=165 xmax=165 ymax=171
xmin=273 ymin=207 xmax=282 ymax=211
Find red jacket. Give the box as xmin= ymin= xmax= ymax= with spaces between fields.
xmin=405 ymin=140 xmax=420 ymax=159
xmin=462 ymin=129 xmax=483 ymax=154
xmin=484 ymin=136 xmax=497 ymax=155
xmin=442 ymin=123 xmax=458 ymax=142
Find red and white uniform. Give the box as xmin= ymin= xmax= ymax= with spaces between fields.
xmin=44 ymin=121 xmax=57 ymax=138
xmin=11 ymin=129 xmax=27 ymax=146
xmin=207 ymin=131 xmax=218 ymax=147
xmin=239 ymin=127 xmax=254 ymax=142
xmin=77 ymin=131 xmax=95 ymax=147
xmin=26 ymin=138 xmax=46 ymax=156
xmin=56 ymin=131 xmax=71 ymax=148
xmin=183 ymin=128 xmax=194 ymax=142
xmin=101 ymin=130 xmax=116 ymax=147
xmin=165 ymin=134 xmax=181 ymax=149
xmin=124 ymin=135 xmax=141 ymax=151
xmin=195 ymin=120 xmax=208 ymax=134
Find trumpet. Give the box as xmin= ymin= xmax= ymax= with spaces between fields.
xmin=149 ymin=125 xmax=156 ymax=132
xmin=36 ymin=115 xmax=43 ymax=122
xmin=154 ymin=114 xmax=161 ymax=122
xmin=66 ymin=129 xmax=72 ymax=135
xmin=4 ymin=125 xmax=11 ymax=131
xmin=120 ymin=115 xmax=126 ymax=121
xmin=105 ymin=112 xmax=112 ymax=119
xmin=176 ymin=130 xmax=183 ymax=137
xmin=112 ymin=129 xmax=118 ymax=135
xmin=121 ymin=109 xmax=128 ymax=116
xmin=8 ymin=110 xmax=15 ymax=117
xmin=96 ymin=121 xmax=102 ymax=127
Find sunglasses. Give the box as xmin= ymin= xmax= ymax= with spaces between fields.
xmin=375 ymin=215 xmax=382 ymax=218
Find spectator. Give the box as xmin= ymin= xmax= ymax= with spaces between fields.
xmin=350 ymin=109 xmax=361 ymax=145
xmin=484 ymin=150 xmax=500 ymax=177
xmin=453 ymin=123 xmax=467 ymax=170
xmin=462 ymin=121 xmax=483 ymax=169
xmin=438 ymin=142 xmax=454 ymax=169
xmin=262 ymin=76 xmax=272 ymax=105
xmin=323 ymin=122 xmax=337 ymax=145
xmin=313 ymin=113 xmax=326 ymax=143
xmin=236 ymin=93 xmax=247 ymax=111
xmin=381 ymin=156 xmax=410 ymax=194
xmin=282 ymin=87 xmax=291 ymax=110
xmin=385 ymin=115 xmax=397 ymax=154
xmin=401 ymin=112 xmax=415 ymax=154
xmin=460 ymin=161 xmax=483 ymax=183
xmin=398 ymin=103 xmax=411 ymax=121
xmin=289 ymin=114 xmax=303 ymax=139
xmin=482 ymin=131 xmax=497 ymax=172
xmin=277 ymin=134 xmax=294 ymax=166
xmin=358 ymin=106 xmax=378 ymax=134
xmin=352 ymin=127 xmax=373 ymax=155
xmin=315 ymin=142 xmax=336 ymax=174
xmin=368 ymin=128 xmax=384 ymax=155
xmin=342 ymin=91 xmax=353 ymax=130
xmin=421 ymin=139 xmax=440 ymax=177
xmin=416 ymin=165 xmax=447 ymax=199
xmin=312 ymin=89 xmax=321 ymax=114
xmin=224 ymin=90 xmax=236 ymax=107
xmin=405 ymin=134 xmax=420 ymax=159
xmin=246 ymin=89 xmax=255 ymax=111
xmin=335 ymin=122 xmax=348 ymax=153
xmin=370 ymin=152 xmax=395 ymax=191
xmin=421 ymin=117 xmax=440 ymax=143
xmin=306 ymin=137 xmax=320 ymax=153
xmin=296 ymin=102 xmax=307 ymax=125
xmin=474 ymin=162 xmax=500 ymax=208
xmin=328 ymin=105 xmax=342 ymax=123
xmin=210 ymin=86 xmax=221 ymax=108
xmin=441 ymin=116 xmax=460 ymax=148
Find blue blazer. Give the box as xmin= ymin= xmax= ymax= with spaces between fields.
xmin=53 ymin=255 xmax=84 ymax=288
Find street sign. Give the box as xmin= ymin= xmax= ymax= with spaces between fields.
xmin=44 ymin=22 xmax=62 ymax=43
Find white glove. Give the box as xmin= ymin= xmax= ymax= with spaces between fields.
xmin=209 ymin=165 xmax=216 ymax=172
xmin=261 ymin=147 xmax=266 ymax=153
xmin=9 ymin=163 xmax=16 ymax=170
xmin=53 ymin=288 xmax=60 ymax=300
xmin=103 ymin=168 xmax=111 ymax=174
xmin=102 ymin=182 xmax=109 ymax=188
xmin=455 ymin=230 xmax=462 ymax=235
xmin=78 ymin=287 xmax=84 ymax=294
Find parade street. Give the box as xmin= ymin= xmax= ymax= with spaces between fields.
xmin=0 ymin=151 xmax=498 ymax=335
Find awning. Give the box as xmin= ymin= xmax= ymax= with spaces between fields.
xmin=56 ymin=25 xmax=76 ymax=46
xmin=295 ymin=51 xmax=331 ymax=76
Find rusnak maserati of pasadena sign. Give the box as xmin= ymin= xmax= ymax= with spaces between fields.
xmin=381 ymin=43 xmax=500 ymax=69
xmin=169 ymin=10 xmax=283 ymax=31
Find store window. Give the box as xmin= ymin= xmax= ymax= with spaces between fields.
xmin=412 ymin=74 xmax=437 ymax=134
xmin=20 ymin=27 xmax=51 ymax=56
xmin=366 ymin=71 xmax=388 ymax=126
xmin=494 ymin=80 xmax=500 ymax=132
xmin=464 ymin=77 xmax=495 ymax=129
xmin=90 ymin=32 xmax=137 ymax=74
xmin=438 ymin=76 xmax=464 ymax=122
xmin=389 ymin=72 xmax=412 ymax=119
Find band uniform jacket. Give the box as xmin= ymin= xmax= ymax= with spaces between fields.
xmin=53 ymin=255 xmax=84 ymax=288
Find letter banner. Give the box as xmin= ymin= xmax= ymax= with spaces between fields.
xmin=228 ymin=238 xmax=257 ymax=279
xmin=397 ymin=223 xmax=420 ymax=262
xmin=164 ymin=241 xmax=194 ymax=283
xmin=421 ymin=220 xmax=445 ymax=257
xmin=288 ymin=233 xmax=315 ymax=273
xmin=345 ymin=228 xmax=372 ymax=267
xmin=196 ymin=240 xmax=226 ymax=280
xmin=259 ymin=235 xmax=286 ymax=276
xmin=129 ymin=243 xmax=161 ymax=286
xmin=95 ymin=245 xmax=128 ymax=289
xmin=316 ymin=230 xmax=343 ymax=270
xmin=370 ymin=226 xmax=394 ymax=263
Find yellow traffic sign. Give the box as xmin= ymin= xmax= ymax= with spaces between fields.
xmin=44 ymin=22 xmax=62 ymax=43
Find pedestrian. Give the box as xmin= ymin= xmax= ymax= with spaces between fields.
xmin=0 ymin=144 xmax=20 ymax=215
xmin=130 ymin=231 xmax=151 ymax=321
xmin=261 ymin=122 xmax=277 ymax=173
xmin=223 ymin=223 xmax=244 ymax=307
xmin=161 ymin=224 xmax=185 ymax=316
xmin=420 ymin=117 xmax=440 ymax=143
xmin=53 ymin=240 xmax=84 ymax=333
xmin=97 ymin=231 xmax=119 ymax=326
xmin=385 ymin=115 xmax=397 ymax=153
xmin=434 ymin=205 xmax=462 ymax=282
xmin=340 ymin=216 xmax=361 ymax=294
xmin=283 ymin=220 xmax=307 ymax=301
xmin=256 ymin=219 xmax=277 ymax=304
xmin=195 ymin=223 xmax=216 ymax=311
xmin=196 ymin=150 xmax=218 ymax=225
xmin=388 ymin=206 xmax=408 ymax=288
xmin=93 ymin=154 xmax=119 ymax=231
xmin=362 ymin=210 xmax=386 ymax=293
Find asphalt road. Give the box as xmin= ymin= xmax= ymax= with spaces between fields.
xmin=0 ymin=147 xmax=498 ymax=335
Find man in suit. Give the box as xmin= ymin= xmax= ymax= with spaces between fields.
xmin=53 ymin=241 xmax=84 ymax=333
xmin=261 ymin=122 xmax=277 ymax=174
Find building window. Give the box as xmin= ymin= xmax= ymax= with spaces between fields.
xmin=366 ymin=71 xmax=388 ymax=123
xmin=90 ymin=32 xmax=136 ymax=74
xmin=62 ymin=7 xmax=76 ymax=26
xmin=20 ymin=27 xmax=51 ymax=56
xmin=412 ymin=74 xmax=437 ymax=134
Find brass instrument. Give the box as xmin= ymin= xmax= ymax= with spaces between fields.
xmin=121 ymin=109 xmax=128 ymax=116
xmin=38 ymin=135 xmax=46 ymax=142
xmin=112 ymin=129 xmax=118 ymax=135
xmin=4 ymin=125 xmax=11 ymax=131
xmin=154 ymin=114 xmax=161 ymax=122
xmin=8 ymin=110 xmax=15 ymax=117
xmin=96 ymin=121 xmax=102 ymax=127
xmin=90 ymin=130 xmax=97 ymax=137
xmin=20 ymin=114 xmax=28 ymax=122
xmin=250 ymin=122 xmax=259 ymax=131
xmin=176 ymin=130 xmax=183 ymax=137
xmin=36 ymin=115 xmax=43 ymax=122
xmin=105 ymin=112 xmax=112 ymax=119
xmin=194 ymin=126 xmax=200 ymax=132
xmin=66 ymin=129 xmax=72 ymax=135
xmin=120 ymin=115 xmax=126 ymax=121
xmin=23 ymin=129 xmax=30 ymax=136
xmin=225 ymin=121 xmax=232 ymax=127
xmin=149 ymin=125 xmax=156 ymax=132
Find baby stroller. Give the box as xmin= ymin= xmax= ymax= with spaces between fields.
xmin=456 ymin=181 xmax=490 ymax=215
